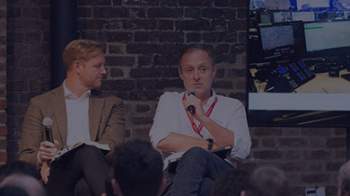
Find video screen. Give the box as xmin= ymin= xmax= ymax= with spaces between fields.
xmin=257 ymin=22 xmax=305 ymax=61
xmin=248 ymin=1 xmax=350 ymax=127
xmin=292 ymin=11 xmax=316 ymax=21
xmin=296 ymin=0 xmax=330 ymax=10
xmin=260 ymin=25 xmax=294 ymax=50
xmin=336 ymin=0 xmax=350 ymax=10
xmin=273 ymin=12 xmax=292 ymax=23
xmin=250 ymin=0 xmax=291 ymax=10
xmin=304 ymin=20 xmax=350 ymax=52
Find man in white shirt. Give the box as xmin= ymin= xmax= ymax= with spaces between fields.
xmin=19 ymin=39 xmax=125 ymax=196
xmin=149 ymin=46 xmax=251 ymax=196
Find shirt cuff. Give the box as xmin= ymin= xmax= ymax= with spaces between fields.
xmin=150 ymin=131 xmax=171 ymax=149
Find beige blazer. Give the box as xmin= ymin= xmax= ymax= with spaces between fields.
xmin=18 ymin=85 xmax=126 ymax=165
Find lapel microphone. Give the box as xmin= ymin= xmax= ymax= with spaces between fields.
xmin=186 ymin=92 xmax=196 ymax=115
xmin=42 ymin=117 xmax=54 ymax=142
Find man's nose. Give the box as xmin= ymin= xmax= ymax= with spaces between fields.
xmin=101 ymin=66 xmax=107 ymax=75
xmin=193 ymin=69 xmax=200 ymax=80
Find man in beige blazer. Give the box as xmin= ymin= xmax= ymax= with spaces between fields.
xmin=18 ymin=39 xmax=125 ymax=196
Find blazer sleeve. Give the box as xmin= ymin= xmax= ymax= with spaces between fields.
xmin=98 ymin=96 xmax=126 ymax=151
xmin=18 ymin=98 xmax=44 ymax=166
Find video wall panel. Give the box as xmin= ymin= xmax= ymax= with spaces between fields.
xmin=248 ymin=0 xmax=350 ymax=127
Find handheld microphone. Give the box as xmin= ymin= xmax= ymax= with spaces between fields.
xmin=186 ymin=92 xmax=196 ymax=115
xmin=42 ymin=117 xmax=53 ymax=142
xmin=41 ymin=117 xmax=54 ymax=184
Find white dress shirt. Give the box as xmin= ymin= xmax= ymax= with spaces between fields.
xmin=63 ymin=82 xmax=91 ymax=146
xmin=149 ymin=91 xmax=251 ymax=160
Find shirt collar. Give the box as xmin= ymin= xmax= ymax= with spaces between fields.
xmin=63 ymin=80 xmax=91 ymax=100
xmin=183 ymin=89 xmax=217 ymax=107
xmin=204 ymin=90 xmax=217 ymax=107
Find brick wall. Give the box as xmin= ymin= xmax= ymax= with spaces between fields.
xmin=249 ymin=127 xmax=345 ymax=195
xmin=75 ymin=1 xmax=346 ymax=195
xmin=0 ymin=0 xmax=6 ymax=164
xmin=77 ymin=0 xmax=248 ymax=138
xmin=7 ymin=0 xmax=51 ymax=162
xmin=4 ymin=0 xmax=346 ymax=195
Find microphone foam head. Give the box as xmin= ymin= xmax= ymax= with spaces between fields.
xmin=42 ymin=117 xmax=53 ymax=127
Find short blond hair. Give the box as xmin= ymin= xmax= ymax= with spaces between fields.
xmin=62 ymin=39 xmax=105 ymax=70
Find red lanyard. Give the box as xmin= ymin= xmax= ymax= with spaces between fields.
xmin=182 ymin=94 xmax=218 ymax=137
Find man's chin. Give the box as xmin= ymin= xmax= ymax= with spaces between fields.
xmin=91 ymin=82 xmax=102 ymax=90
xmin=187 ymin=88 xmax=212 ymax=98
xmin=187 ymin=89 xmax=202 ymax=96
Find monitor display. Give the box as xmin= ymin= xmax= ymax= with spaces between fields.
xmin=250 ymin=0 xmax=291 ymax=10
xmin=304 ymin=20 xmax=350 ymax=52
xmin=260 ymin=25 xmax=294 ymax=50
xmin=273 ymin=12 xmax=292 ymax=22
xmin=265 ymin=0 xmax=291 ymax=10
xmin=258 ymin=22 xmax=306 ymax=60
xmin=248 ymin=0 xmax=350 ymax=127
xmin=292 ymin=11 xmax=316 ymax=21
xmin=296 ymin=0 xmax=330 ymax=10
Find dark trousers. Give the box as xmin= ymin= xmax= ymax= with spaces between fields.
xmin=166 ymin=147 xmax=233 ymax=196
xmin=46 ymin=145 xmax=109 ymax=196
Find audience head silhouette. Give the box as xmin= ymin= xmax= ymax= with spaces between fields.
xmin=338 ymin=161 xmax=350 ymax=196
xmin=112 ymin=139 xmax=164 ymax=196
xmin=247 ymin=166 xmax=290 ymax=196
xmin=211 ymin=169 xmax=249 ymax=196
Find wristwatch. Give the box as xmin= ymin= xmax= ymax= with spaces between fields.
xmin=206 ymin=138 xmax=214 ymax=150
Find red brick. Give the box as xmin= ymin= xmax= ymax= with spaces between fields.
xmin=302 ymin=174 xmax=330 ymax=183
xmin=308 ymin=138 xmax=326 ymax=148
xmin=0 ymin=99 xmax=6 ymax=110
xmin=279 ymin=137 xmax=307 ymax=148
xmin=334 ymin=150 xmax=346 ymax=159
xmin=0 ymin=150 xmax=6 ymax=164
xmin=0 ymin=127 xmax=6 ymax=136
xmin=281 ymin=162 xmax=304 ymax=172
xmin=284 ymin=150 xmax=302 ymax=160
xmin=305 ymin=150 xmax=331 ymax=160
xmin=251 ymin=127 xmax=282 ymax=136
xmin=327 ymin=162 xmax=343 ymax=171
xmin=327 ymin=138 xmax=346 ymax=148
xmin=334 ymin=128 xmax=346 ymax=136
xmin=253 ymin=150 xmax=283 ymax=160
xmin=261 ymin=138 xmax=277 ymax=148
xmin=281 ymin=128 xmax=301 ymax=136
xmin=301 ymin=128 xmax=332 ymax=137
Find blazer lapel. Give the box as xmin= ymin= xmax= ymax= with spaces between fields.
xmin=52 ymin=86 xmax=68 ymax=145
xmin=89 ymin=96 xmax=104 ymax=141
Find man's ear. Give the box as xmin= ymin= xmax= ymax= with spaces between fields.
xmin=69 ymin=60 xmax=79 ymax=73
xmin=178 ymin=67 xmax=184 ymax=81
xmin=212 ymin=64 xmax=217 ymax=77
xmin=111 ymin=178 xmax=123 ymax=196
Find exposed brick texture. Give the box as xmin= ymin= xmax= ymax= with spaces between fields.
xmin=4 ymin=1 xmax=346 ymax=196
xmin=0 ymin=0 xmax=6 ymax=164
xmin=7 ymin=0 xmax=51 ymax=162
xmin=250 ymin=127 xmax=346 ymax=196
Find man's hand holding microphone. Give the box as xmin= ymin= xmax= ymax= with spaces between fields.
xmin=38 ymin=117 xmax=58 ymax=184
